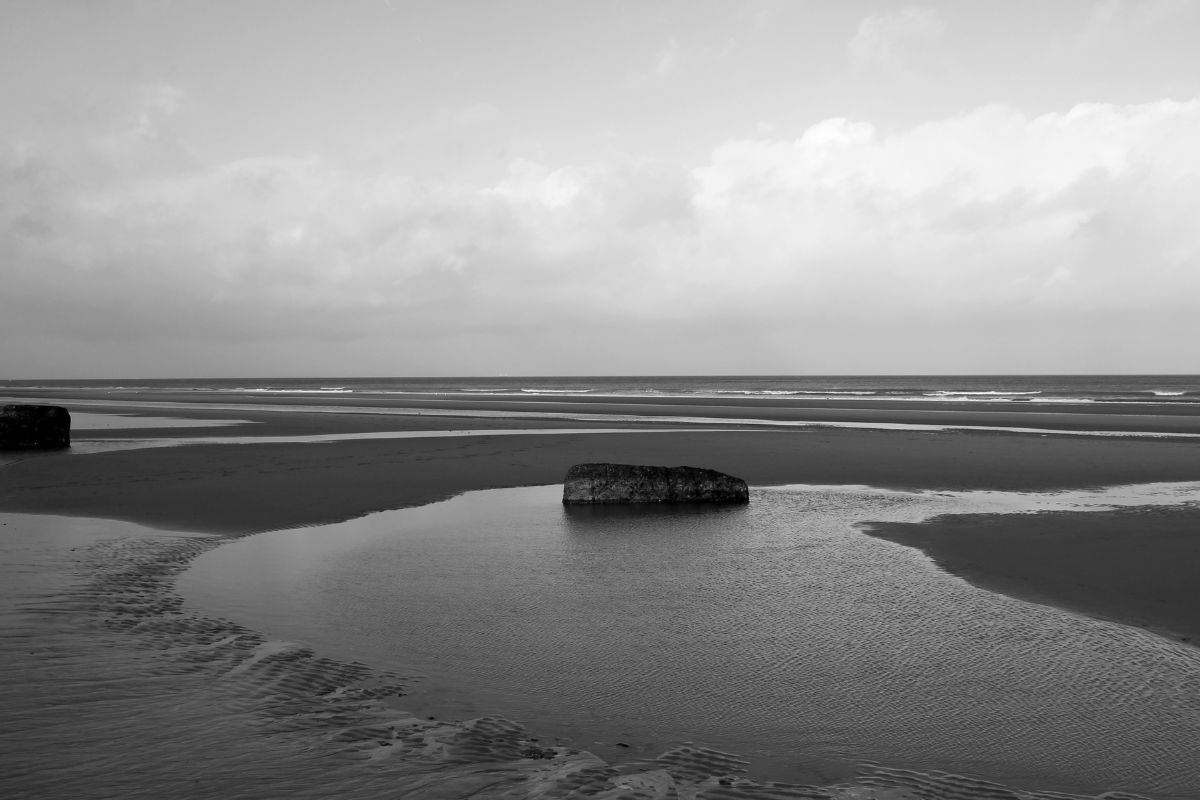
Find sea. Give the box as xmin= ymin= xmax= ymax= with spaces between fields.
xmin=3 ymin=373 xmax=1199 ymax=404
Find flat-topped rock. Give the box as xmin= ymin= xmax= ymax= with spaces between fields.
xmin=0 ymin=404 xmax=71 ymax=449
xmin=562 ymin=463 xmax=749 ymax=505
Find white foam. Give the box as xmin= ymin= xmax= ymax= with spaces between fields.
xmin=238 ymin=387 xmax=354 ymax=394
xmin=708 ymin=389 xmax=878 ymax=397
xmin=925 ymin=390 xmax=1042 ymax=396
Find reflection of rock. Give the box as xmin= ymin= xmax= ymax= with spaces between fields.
xmin=562 ymin=463 xmax=749 ymax=505
xmin=0 ymin=404 xmax=71 ymax=449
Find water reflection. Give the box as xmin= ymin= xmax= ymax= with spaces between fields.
xmin=178 ymin=482 xmax=1200 ymax=797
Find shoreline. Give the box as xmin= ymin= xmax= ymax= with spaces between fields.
xmin=4 ymin=392 xmax=1200 ymax=648
xmin=8 ymin=386 xmax=1200 ymax=436
xmin=4 ymin=392 xmax=1200 ymax=797
xmin=864 ymin=503 xmax=1200 ymax=648
xmin=13 ymin=504 xmax=1181 ymax=798
xmin=6 ymin=423 xmax=1200 ymax=534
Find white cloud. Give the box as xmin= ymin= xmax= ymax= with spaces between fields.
xmin=743 ymin=0 xmax=788 ymax=32
xmin=630 ymin=38 xmax=682 ymax=88
xmin=691 ymin=100 xmax=1200 ymax=328
xmin=1072 ymin=0 xmax=1191 ymax=53
xmin=653 ymin=38 xmax=681 ymax=79
xmin=3 ymin=95 xmax=1199 ymax=374
xmin=848 ymin=6 xmax=946 ymax=71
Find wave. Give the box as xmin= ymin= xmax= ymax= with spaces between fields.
xmin=924 ymin=390 xmax=1043 ymax=397
xmin=707 ymin=389 xmax=878 ymax=397
xmin=520 ymin=388 xmax=596 ymax=394
xmin=1148 ymin=390 xmax=1187 ymax=397
xmin=798 ymin=390 xmax=877 ymax=395
xmin=239 ymin=387 xmax=355 ymax=394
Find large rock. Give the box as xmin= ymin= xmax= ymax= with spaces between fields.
xmin=0 ymin=404 xmax=71 ymax=449
xmin=562 ymin=463 xmax=749 ymax=505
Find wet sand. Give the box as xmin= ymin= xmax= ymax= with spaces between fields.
xmin=865 ymin=504 xmax=1200 ymax=647
xmin=8 ymin=384 xmax=1200 ymax=434
xmin=3 ymin=389 xmax=1200 ymax=798
xmin=4 ymin=389 xmax=1200 ymax=536
xmin=3 ymin=389 xmax=1200 ymax=627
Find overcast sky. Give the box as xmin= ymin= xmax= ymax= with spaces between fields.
xmin=2 ymin=0 xmax=1198 ymax=378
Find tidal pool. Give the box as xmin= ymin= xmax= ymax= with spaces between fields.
xmin=178 ymin=482 xmax=1200 ymax=798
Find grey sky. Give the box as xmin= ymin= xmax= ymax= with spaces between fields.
xmin=2 ymin=0 xmax=1198 ymax=377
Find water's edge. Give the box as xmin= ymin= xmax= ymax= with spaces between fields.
xmin=7 ymin=482 xmax=1200 ymax=799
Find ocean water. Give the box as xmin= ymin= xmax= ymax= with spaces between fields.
xmin=179 ymin=482 xmax=1200 ymax=799
xmin=4 ymin=373 xmax=1199 ymax=405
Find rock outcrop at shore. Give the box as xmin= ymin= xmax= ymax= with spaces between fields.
xmin=562 ymin=463 xmax=749 ymax=505
xmin=0 ymin=404 xmax=71 ymax=449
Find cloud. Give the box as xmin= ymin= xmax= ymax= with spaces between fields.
xmin=1071 ymin=0 xmax=1191 ymax=53
xmin=743 ymin=0 xmax=789 ymax=32
xmin=685 ymin=99 xmax=1200 ymax=372
xmin=3 ymin=94 xmax=1199 ymax=375
xmin=848 ymin=6 xmax=946 ymax=72
xmin=630 ymin=38 xmax=682 ymax=88
xmin=653 ymin=38 xmax=681 ymax=79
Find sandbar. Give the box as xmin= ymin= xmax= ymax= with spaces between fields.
xmin=865 ymin=504 xmax=1200 ymax=646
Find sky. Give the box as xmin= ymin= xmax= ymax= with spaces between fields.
xmin=2 ymin=0 xmax=1198 ymax=378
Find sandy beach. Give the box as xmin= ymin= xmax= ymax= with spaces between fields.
xmin=5 ymin=388 xmax=1200 ymax=534
xmin=3 ymin=388 xmax=1200 ymax=798
xmin=9 ymin=1 xmax=1200 ymax=793
xmin=4 ymin=388 xmax=1200 ymax=636
xmin=865 ymin=504 xmax=1200 ymax=647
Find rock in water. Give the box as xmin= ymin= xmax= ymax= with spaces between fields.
xmin=562 ymin=463 xmax=749 ymax=505
xmin=0 ymin=404 xmax=71 ymax=449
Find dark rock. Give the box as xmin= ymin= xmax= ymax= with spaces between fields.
xmin=562 ymin=463 xmax=749 ymax=505
xmin=0 ymin=404 xmax=71 ymax=449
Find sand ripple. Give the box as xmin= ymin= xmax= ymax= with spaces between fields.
xmin=180 ymin=484 xmax=1200 ymax=798
xmin=1 ymin=494 xmax=1190 ymax=800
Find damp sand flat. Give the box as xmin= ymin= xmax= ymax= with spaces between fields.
xmin=866 ymin=504 xmax=1200 ymax=646
xmin=0 ymin=514 xmax=443 ymax=800
xmin=5 ymin=402 xmax=1200 ymax=798
xmin=6 ymin=418 xmax=1200 ymax=533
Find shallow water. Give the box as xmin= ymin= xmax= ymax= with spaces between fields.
xmin=70 ymin=411 xmax=252 ymax=430
xmin=0 ymin=514 xmax=428 ymax=800
xmin=178 ymin=482 xmax=1200 ymax=798
xmin=5 ymin=507 xmax=952 ymax=800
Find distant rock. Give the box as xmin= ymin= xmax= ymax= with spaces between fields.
xmin=0 ymin=404 xmax=71 ymax=449
xmin=562 ymin=463 xmax=749 ymax=505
